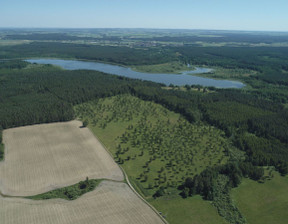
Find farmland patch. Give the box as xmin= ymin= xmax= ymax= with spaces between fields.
xmin=0 ymin=120 xmax=123 ymax=196
xmin=0 ymin=181 xmax=164 ymax=224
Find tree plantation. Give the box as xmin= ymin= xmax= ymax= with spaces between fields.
xmin=74 ymin=95 xmax=235 ymax=196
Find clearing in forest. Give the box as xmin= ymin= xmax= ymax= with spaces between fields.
xmin=231 ymin=169 xmax=288 ymax=224
xmin=0 ymin=120 xmax=123 ymax=196
xmin=0 ymin=180 xmax=164 ymax=224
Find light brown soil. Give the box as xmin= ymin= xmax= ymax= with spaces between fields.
xmin=0 ymin=181 xmax=164 ymax=224
xmin=0 ymin=120 xmax=123 ymax=196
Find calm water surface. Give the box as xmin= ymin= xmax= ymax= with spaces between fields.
xmin=27 ymin=59 xmax=245 ymax=88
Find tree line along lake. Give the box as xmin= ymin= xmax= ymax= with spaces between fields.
xmin=26 ymin=59 xmax=245 ymax=88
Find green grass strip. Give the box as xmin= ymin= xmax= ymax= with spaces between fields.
xmin=0 ymin=143 xmax=4 ymax=161
xmin=26 ymin=178 xmax=102 ymax=200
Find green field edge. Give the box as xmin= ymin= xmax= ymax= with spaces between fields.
xmin=0 ymin=143 xmax=4 ymax=161
xmin=231 ymin=169 xmax=288 ymax=224
xmin=25 ymin=178 xmax=102 ymax=201
xmin=86 ymin=125 xmax=169 ymax=224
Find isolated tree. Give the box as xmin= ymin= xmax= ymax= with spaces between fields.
xmin=153 ymin=186 xmax=165 ymax=198
xmin=181 ymin=187 xmax=190 ymax=198
xmin=185 ymin=84 xmax=191 ymax=91
xmin=83 ymin=119 xmax=89 ymax=127
xmin=143 ymin=175 xmax=148 ymax=182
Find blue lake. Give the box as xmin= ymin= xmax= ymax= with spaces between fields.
xmin=26 ymin=59 xmax=245 ymax=88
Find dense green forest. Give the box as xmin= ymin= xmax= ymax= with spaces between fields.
xmin=0 ymin=42 xmax=176 ymax=65
xmin=0 ymin=61 xmax=163 ymax=129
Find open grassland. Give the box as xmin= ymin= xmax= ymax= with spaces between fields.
xmin=75 ymin=95 xmax=231 ymax=197
xmin=190 ymin=66 xmax=256 ymax=82
xmin=131 ymin=61 xmax=193 ymax=74
xmin=0 ymin=120 xmax=123 ymax=196
xmin=0 ymin=40 xmax=31 ymax=46
xmin=0 ymin=180 xmax=164 ymax=224
xmin=231 ymin=170 xmax=288 ymax=224
xmin=149 ymin=195 xmax=228 ymax=224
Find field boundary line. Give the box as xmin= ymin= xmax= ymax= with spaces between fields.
xmin=87 ymin=125 xmax=169 ymax=224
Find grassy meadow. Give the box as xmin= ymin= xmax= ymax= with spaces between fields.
xmin=0 ymin=40 xmax=31 ymax=46
xmin=131 ymin=61 xmax=194 ymax=74
xmin=189 ymin=66 xmax=256 ymax=83
xmin=231 ymin=169 xmax=288 ymax=224
xmin=149 ymin=195 xmax=228 ymax=224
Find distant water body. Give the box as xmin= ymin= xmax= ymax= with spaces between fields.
xmin=26 ymin=59 xmax=245 ymax=88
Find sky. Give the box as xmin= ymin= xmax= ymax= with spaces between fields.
xmin=1 ymin=0 xmax=288 ymax=31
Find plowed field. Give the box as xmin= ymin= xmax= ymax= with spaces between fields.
xmin=0 ymin=181 xmax=164 ymax=224
xmin=0 ymin=120 xmax=123 ymax=196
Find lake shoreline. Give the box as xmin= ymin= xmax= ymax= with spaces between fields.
xmin=26 ymin=58 xmax=245 ymax=89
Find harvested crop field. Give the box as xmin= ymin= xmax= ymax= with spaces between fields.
xmin=0 ymin=180 xmax=164 ymax=224
xmin=0 ymin=120 xmax=123 ymax=196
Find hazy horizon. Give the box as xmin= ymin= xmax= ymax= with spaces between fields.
xmin=1 ymin=27 xmax=288 ymax=34
xmin=1 ymin=27 xmax=288 ymax=33
xmin=1 ymin=0 xmax=288 ymax=32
